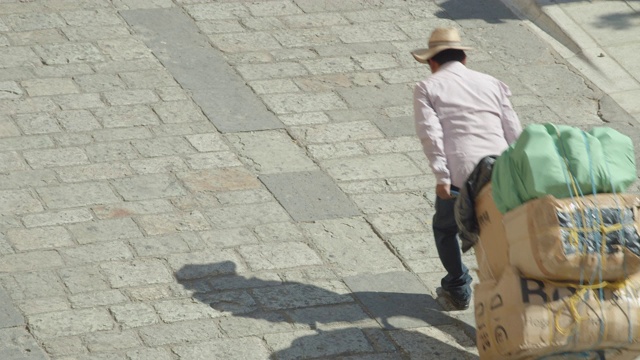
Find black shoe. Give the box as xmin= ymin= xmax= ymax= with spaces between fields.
xmin=440 ymin=290 xmax=470 ymax=310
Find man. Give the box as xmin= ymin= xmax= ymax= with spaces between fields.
xmin=412 ymin=27 xmax=522 ymax=310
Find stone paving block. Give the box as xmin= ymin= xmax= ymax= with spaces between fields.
xmin=5 ymin=12 xmax=65 ymax=31
xmin=119 ymin=69 xmax=178 ymax=89
xmin=177 ymin=168 xmax=261 ymax=192
xmin=91 ymin=127 xmax=152 ymax=142
xmin=185 ymin=152 xmax=242 ymax=170
xmin=67 ymin=218 xmax=142 ymax=244
xmin=28 ymin=308 xmax=114 ymax=338
xmin=290 ymin=121 xmax=384 ymax=144
xmin=7 ymin=226 xmax=74 ymax=251
xmin=280 ymin=13 xmax=348 ymax=28
xmin=227 ymin=130 xmax=316 ymax=174
xmin=24 ymin=147 xmax=89 ymax=169
xmin=154 ymin=298 xmax=220 ymax=323
xmin=111 ymin=174 xmax=187 ymax=201
xmin=2 ymin=271 xmax=65 ymax=301
xmin=0 ymin=189 xmax=43 ymax=214
xmin=91 ymin=199 xmax=173 ymax=219
xmin=60 ymin=241 xmax=134 ymax=266
xmin=32 ymin=64 xmax=94 ymax=78
xmin=0 ymin=251 xmax=63 ymax=272
xmin=60 ymin=9 xmax=122 ymax=26
xmin=14 ymin=112 xmax=61 ymax=134
xmin=260 ymin=171 xmax=360 ymax=221
xmin=0 ymin=115 xmax=21 ymax=137
xmin=287 ymin=303 xmax=378 ymax=330
xmin=22 ymin=78 xmax=79 ymax=97
xmin=217 ymin=312 xmax=296 ymax=337
xmin=122 ymin=8 xmax=284 ymax=133
xmin=73 ymin=74 xmax=126 ymax=93
xmin=185 ymin=133 xmax=229 ymax=152
xmin=168 ymin=249 xmax=243 ymax=280
xmin=0 ymin=327 xmax=48 ymax=360
xmin=85 ymin=142 xmax=140 ymax=162
xmin=69 ymin=289 xmax=129 ymax=308
xmin=156 ymin=86 xmax=189 ymax=101
xmin=0 ymin=81 xmax=22 ymax=100
xmin=138 ymin=319 xmax=223 ymax=346
xmin=41 ymin=336 xmax=86 ymax=357
xmin=129 ymin=156 xmax=189 ymax=174
xmin=307 ymin=142 xmax=368 ymax=160
xmin=0 ymin=47 xmax=41 ymax=68
xmin=302 ymin=218 xmax=405 ymax=275
xmin=132 ymin=137 xmax=195 ymax=157
xmin=57 ymin=162 xmax=133 ymax=183
xmin=387 ymin=325 xmax=477 ymax=358
xmin=101 ymin=259 xmax=173 ymax=288
xmin=337 ymin=83 xmax=411 ymax=109
xmin=98 ymin=38 xmax=154 ymax=61
xmin=0 ymin=98 xmax=58 ymax=115
xmin=199 ymin=227 xmax=259 ymax=249
xmin=84 ymin=330 xmax=141 ymax=353
xmin=17 ymin=297 xmax=69 ymax=316
xmin=53 ymin=133 xmax=94 ymax=147
xmin=0 ymin=68 xmax=33 ymax=82
xmin=204 ymin=202 xmax=290 ymax=229
xmin=54 ymin=93 xmax=106 ymax=110
xmin=95 ymin=105 xmax=160 ymax=128
xmin=209 ymin=32 xmax=282 ymax=53
xmin=152 ymin=100 xmax=207 ymax=124
xmin=112 ymin=0 xmax=175 ymax=10
xmin=214 ymin=188 xmax=273 ymax=206
xmin=59 ymin=265 xmax=110 ymax=294
xmin=93 ymin=58 xmax=163 ymax=74
xmin=0 ymin=151 xmax=27 ymax=172
xmin=371 ymin=116 xmax=415 ymax=137
xmin=368 ymin=213 xmax=428 ymax=235
xmin=344 ymin=271 xmax=453 ymax=329
xmin=274 ymin=28 xmax=342 ymax=48
xmin=249 ymin=78 xmax=300 ymax=94
xmin=34 ymin=43 xmax=105 ymax=65
xmin=252 ymin=280 xmax=353 ymax=310
xmin=0 ymin=286 xmax=23 ymax=328
xmin=137 ymin=211 xmax=211 ymax=236
xmin=129 ymin=234 xmax=191 ymax=257
xmin=63 ymin=25 xmax=132 ymax=41
xmin=264 ymin=328 xmax=373 ymax=359
xmin=183 ymin=3 xmax=249 ymax=21
xmin=173 ymin=337 xmax=270 ymax=360
xmin=271 ymin=48 xmax=317 ymax=61
xmin=323 ymin=153 xmax=423 ymax=181
xmin=197 ymin=19 xmax=247 ymax=34
xmin=265 ymin=92 xmax=348 ymax=114
xmin=104 ymin=89 xmax=159 ymax=106
xmin=301 ymin=57 xmax=360 ymax=75
xmin=353 ymin=192 xmax=430 ymax=214
xmin=252 ymin=222 xmax=304 ymax=243
xmin=110 ymin=303 xmax=159 ymax=329
xmin=238 ymin=242 xmax=323 ymax=271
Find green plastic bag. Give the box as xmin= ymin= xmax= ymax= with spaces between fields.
xmin=492 ymin=124 xmax=636 ymax=214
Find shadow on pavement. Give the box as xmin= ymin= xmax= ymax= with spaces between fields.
xmin=176 ymin=261 xmax=478 ymax=360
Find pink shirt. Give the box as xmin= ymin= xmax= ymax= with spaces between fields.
xmin=414 ymin=61 xmax=522 ymax=188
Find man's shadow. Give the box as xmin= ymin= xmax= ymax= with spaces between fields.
xmin=176 ymin=261 xmax=479 ymax=359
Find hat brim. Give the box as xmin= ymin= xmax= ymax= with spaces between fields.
xmin=411 ymin=45 xmax=473 ymax=64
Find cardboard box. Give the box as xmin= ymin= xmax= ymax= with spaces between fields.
xmin=475 ymin=266 xmax=640 ymax=360
xmin=474 ymin=184 xmax=509 ymax=282
xmin=504 ymin=193 xmax=640 ymax=282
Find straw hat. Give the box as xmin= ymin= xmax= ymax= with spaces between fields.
xmin=411 ymin=27 xmax=472 ymax=63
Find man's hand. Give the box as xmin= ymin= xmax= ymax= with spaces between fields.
xmin=436 ymin=184 xmax=454 ymax=200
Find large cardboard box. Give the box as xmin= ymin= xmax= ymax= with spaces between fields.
xmin=474 ymin=266 xmax=640 ymax=360
xmin=504 ymin=193 xmax=640 ymax=282
xmin=474 ymin=184 xmax=509 ymax=282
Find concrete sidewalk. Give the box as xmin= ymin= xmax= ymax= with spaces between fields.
xmin=504 ymin=0 xmax=640 ymax=121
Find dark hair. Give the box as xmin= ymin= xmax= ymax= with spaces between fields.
xmin=430 ymin=49 xmax=466 ymax=65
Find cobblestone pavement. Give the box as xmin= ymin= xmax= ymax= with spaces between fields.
xmin=0 ymin=0 xmax=638 ymax=359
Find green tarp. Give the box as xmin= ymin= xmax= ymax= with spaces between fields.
xmin=492 ymin=124 xmax=636 ymax=214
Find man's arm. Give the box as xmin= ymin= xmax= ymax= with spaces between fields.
xmin=414 ymin=82 xmax=452 ymax=196
xmin=498 ymin=81 xmax=522 ymax=144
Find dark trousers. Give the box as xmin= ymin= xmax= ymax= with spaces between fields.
xmin=433 ymin=189 xmax=472 ymax=300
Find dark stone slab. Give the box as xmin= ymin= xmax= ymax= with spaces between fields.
xmin=344 ymin=271 xmax=454 ymax=329
xmin=372 ymin=116 xmax=415 ymax=137
xmin=120 ymin=8 xmax=284 ymax=133
xmin=259 ymin=171 xmax=361 ymax=222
